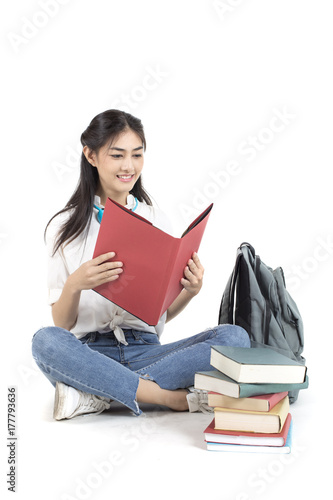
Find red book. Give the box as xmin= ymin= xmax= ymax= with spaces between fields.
xmin=93 ymin=198 xmax=213 ymax=325
xmin=207 ymin=391 xmax=288 ymax=412
xmin=204 ymin=414 xmax=292 ymax=447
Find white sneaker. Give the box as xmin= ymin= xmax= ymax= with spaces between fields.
xmin=53 ymin=382 xmax=112 ymax=420
xmin=186 ymin=387 xmax=214 ymax=414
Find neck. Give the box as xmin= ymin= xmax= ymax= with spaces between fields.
xmin=97 ymin=189 xmax=129 ymax=207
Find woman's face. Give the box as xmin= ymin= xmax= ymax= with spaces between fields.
xmin=85 ymin=128 xmax=144 ymax=205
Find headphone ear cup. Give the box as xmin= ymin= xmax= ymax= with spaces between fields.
xmin=94 ymin=204 xmax=104 ymax=223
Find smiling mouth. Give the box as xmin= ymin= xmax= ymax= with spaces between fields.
xmin=116 ymin=174 xmax=135 ymax=182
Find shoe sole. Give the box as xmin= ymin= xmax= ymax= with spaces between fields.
xmin=53 ymin=382 xmax=67 ymax=420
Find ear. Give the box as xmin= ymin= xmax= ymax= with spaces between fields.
xmin=83 ymin=145 xmax=97 ymax=167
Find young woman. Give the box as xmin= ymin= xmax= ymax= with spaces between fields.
xmin=32 ymin=109 xmax=250 ymax=420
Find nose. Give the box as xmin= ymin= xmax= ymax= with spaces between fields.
xmin=120 ymin=156 xmax=134 ymax=171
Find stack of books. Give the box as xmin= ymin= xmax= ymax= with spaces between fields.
xmin=194 ymin=345 xmax=308 ymax=453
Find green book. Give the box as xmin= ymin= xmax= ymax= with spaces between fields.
xmin=194 ymin=369 xmax=309 ymax=399
xmin=210 ymin=346 xmax=307 ymax=384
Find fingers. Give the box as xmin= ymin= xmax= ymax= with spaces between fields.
xmin=181 ymin=252 xmax=204 ymax=295
xmin=97 ymin=260 xmax=123 ymax=275
xmin=180 ymin=272 xmax=201 ymax=295
xmin=93 ymin=251 xmax=116 ymax=265
xmin=97 ymin=261 xmax=123 ymax=284
xmin=92 ymin=252 xmax=123 ymax=285
xmin=186 ymin=252 xmax=204 ymax=278
xmin=183 ymin=266 xmax=200 ymax=285
xmin=192 ymin=252 xmax=204 ymax=270
xmin=70 ymin=252 xmax=125 ymax=291
xmin=93 ymin=252 xmax=122 ymax=274
xmin=99 ymin=264 xmax=123 ymax=283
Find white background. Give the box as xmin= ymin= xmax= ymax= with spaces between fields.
xmin=1 ymin=1 xmax=332 ymax=499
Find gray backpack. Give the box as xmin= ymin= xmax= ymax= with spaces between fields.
xmin=218 ymin=242 xmax=306 ymax=403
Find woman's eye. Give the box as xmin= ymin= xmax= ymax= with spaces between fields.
xmin=109 ymin=153 xmax=142 ymax=159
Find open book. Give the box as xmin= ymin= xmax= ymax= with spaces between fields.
xmin=93 ymin=198 xmax=213 ymax=325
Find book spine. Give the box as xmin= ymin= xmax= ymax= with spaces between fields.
xmin=158 ymin=240 xmax=183 ymax=318
xmin=238 ymin=381 xmax=305 ymax=398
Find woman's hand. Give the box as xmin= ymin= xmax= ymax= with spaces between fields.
xmin=180 ymin=252 xmax=204 ymax=296
xmin=166 ymin=252 xmax=204 ymax=322
xmin=51 ymin=252 xmax=123 ymax=330
xmin=67 ymin=252 xmax=123 ymax=293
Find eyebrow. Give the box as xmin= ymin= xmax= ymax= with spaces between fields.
xmin=108 ymin=146 xmax=144 ymax=152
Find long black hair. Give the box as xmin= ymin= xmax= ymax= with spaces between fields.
xmin=46 ymin=109 xmax=152 ymax=255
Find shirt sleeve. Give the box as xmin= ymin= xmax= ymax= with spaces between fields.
xmin=45 ymin=216 xmax=69 ymax=306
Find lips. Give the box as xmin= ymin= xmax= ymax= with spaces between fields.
xmin=116 ymin=174 xmax=135 ymax=182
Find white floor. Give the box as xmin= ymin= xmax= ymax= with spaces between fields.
xmin=3 ymin=264 xmax=330 ymax=500
xmin=6 ymin=366 xmax=324 ymax=500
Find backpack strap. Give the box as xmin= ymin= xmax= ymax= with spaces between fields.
xmin=240 ymin=241 xmax=255 ymax=257
xmin=218 ymin=253 xmax=240 ymax=324
xmin=219 ymin=242 xmax=253 ymax=324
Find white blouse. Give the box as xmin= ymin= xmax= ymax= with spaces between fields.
xmin=46 ymin=194 xmax=173 ymax=344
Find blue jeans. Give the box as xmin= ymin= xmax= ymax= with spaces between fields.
xmin=31 ymin=325 xmax=250 ymax=415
